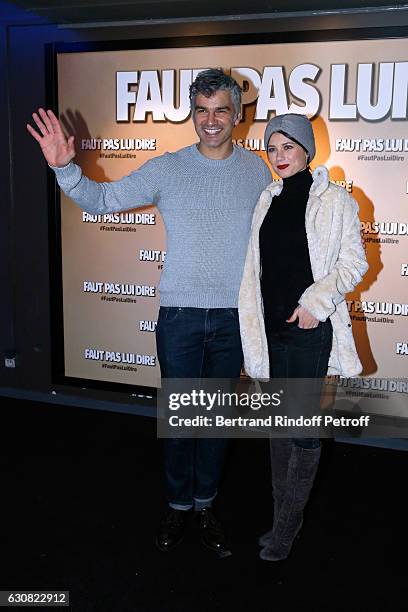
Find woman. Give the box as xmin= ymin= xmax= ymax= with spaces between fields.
xmin=239 ymin=113 xmax=368 ymax=561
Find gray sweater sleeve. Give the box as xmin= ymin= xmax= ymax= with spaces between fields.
xmin=52 ymin=159 xmax=159 ymax=213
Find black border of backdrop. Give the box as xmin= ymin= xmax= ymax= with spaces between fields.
xmin=48 ymin=26 xmax=408 ymax=394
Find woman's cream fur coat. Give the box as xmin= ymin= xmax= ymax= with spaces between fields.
xmin=238 ymin=166 xmax=368 ymax=379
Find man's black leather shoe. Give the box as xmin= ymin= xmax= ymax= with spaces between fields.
xmin=156 ymin=508 xmax=189 ymax=552
xmin=196 ymin=508 xmax=232 ymax=558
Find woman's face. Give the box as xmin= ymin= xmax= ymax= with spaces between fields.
xmin=267 ymin=132 xmax=308 ymax=179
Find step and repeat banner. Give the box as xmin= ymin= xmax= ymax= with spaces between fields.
xmin=57 ymin=36 xmax=408 ymax=396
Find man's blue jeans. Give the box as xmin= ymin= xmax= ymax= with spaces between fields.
xmin=156 ymin=307 xmax=243 ymax=510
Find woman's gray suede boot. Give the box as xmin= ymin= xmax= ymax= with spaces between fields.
xmin=260 ymin=443 xmax=321 ymax=561
xmin=258 ymin=438 xmax=293 ymax=547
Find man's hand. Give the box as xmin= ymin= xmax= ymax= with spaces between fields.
xmin=26 ymin=108 xmax=75 ymax=168
xmin=286 ymin=305 xmax=320 ymax=329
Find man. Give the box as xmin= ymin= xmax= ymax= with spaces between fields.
xmin=27 ymin=69 xmax=271 ymax=557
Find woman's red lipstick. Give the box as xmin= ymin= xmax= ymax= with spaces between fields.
xmin=277 ymin=164 xmax=289 ymax=170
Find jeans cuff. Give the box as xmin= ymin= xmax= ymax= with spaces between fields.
xmin=169 ymin=502 xmax=193 ymax=511
xmin=193 ymin=492 xmax=217 ymax=511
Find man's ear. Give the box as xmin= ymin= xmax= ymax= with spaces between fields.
xmin=233 ymin=112 xmax=241 ymax=127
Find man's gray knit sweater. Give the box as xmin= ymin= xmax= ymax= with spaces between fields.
xmin=53 ymin=143 xmax=271 ymax=308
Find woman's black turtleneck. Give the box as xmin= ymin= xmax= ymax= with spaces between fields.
xmin=260 ymin=167 xmax=314 ymax=332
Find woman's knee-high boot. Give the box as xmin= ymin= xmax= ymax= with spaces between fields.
xmin=260 ymin=443 xmax=321 ymax=561
xmin=258 ymin=438 xmax=293 ymax=547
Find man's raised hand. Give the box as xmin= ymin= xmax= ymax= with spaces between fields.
xmin=26 ymin=108 xmax=75 ymax=168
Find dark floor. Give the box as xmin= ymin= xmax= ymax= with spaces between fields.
xmin=1 ymin=396 xmax=407 ymax=612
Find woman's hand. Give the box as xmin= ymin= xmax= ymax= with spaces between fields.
xmin=26 ymin=108 xmax=75 ymax=168
xmin=286 ymin=305 xmax=320 ymax=329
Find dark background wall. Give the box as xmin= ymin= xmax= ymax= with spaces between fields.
xmin=1 ymin=0 xmax=408 ymax=412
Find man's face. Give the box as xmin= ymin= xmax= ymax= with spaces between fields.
xmin=192 ymin=90 xmax=240 ymax=154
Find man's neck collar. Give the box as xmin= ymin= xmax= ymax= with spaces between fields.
xmin=196 ymin=141 xmax=234 ymax=160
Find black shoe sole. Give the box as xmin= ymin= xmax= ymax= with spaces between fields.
xmin=155 ymin=535 xmax=185 ymax=553
xmin=201 ymin=538 xmax=232 ymax=558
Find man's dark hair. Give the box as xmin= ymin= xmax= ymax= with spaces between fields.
xmin=189 ymin=68 xmax=242 ymax=117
